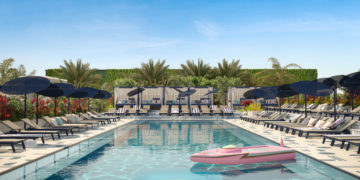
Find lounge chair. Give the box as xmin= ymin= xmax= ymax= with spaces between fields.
xmin=210 ymin=105 xmax=221 ymax=115
xmin=1 ymin=120 xmax=60 ymax=140
xmin=200 ymin=105 xmax=211 ymax=115
xmin=220 ymin=105 xmax=233 ymax=116
xmin=322 ymin=135 xmax=360 ymax=149
xmin=171 ymin=105 xmax=180 ymax=116
xmin=43 ymin=116 xmax=88 ymax=130
xmin=84 ymin=112 xmax=112 ymax=124
xmin=345 ymin=140 xmax=360 ymax=153
xmin=63 ymin=115 xmax=98 ymax=127
xmin=80 ymin=113 xmax=107 ymax=125
xmin=115 ymin=107 xmax=127 ymax=116
xmin=160 ymin=105 xmax=169 ymax=116
xmin=181 ymin=105 xmax=191 ymax=116
xmin=191 ymin=105 xmax=200 ymax=116
xmin=125 ymin=105 xmax=136 ymax=115
xmin=0 ymin=139 xmax=26 ymax=153
xmin=22 ymin=118 xmax=73 ymax=136
xmin=296 ymin=119 xmax=357 ymax=139
xmin=0 ymin=131 xmax=45 ymax=144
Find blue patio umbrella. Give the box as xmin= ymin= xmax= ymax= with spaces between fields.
xmin=343 ymin=72 xmax=360 ymax=109
xmin=317 ymin=75 xmax=349 ymax=121
xmin=253 ymin=86 xmax=278 ymax=111
xmin=128 ymin=87 xmax=145 ymax=105
xmin=277 ymin=84 xmax=298 ymax=98
xmin=93 ymin=90 xmax=112 ymax=99
xmin=2 ymin=76 xmax=51 ymax=118
xmin=69 ymin=87 xmax=98 ymax=113
xmin=290 ymin=81 xmax=332 ymax=117
xmin=204 ymin=88 xmax=220 ymax=96
xmin=37 ymin=83 xmax=64 ymax=122
xmin=243 ymin=89 xmax=260 ymax=99
xmin=55 ymin=83 xmax=76 ymax=114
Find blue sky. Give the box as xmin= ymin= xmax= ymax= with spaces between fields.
xmin=0 ymin=0 xmax=359 ymax=78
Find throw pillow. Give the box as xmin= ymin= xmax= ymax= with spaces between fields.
xmin=50 ymin=118 xmax=58 ymax=126
xmin=314 ymin=120 xmax=326 ymax=128
xmin=55 ymin=117 xmax=64 ymax=125
xmin=307 ymin=118 xmax=318 ymax=127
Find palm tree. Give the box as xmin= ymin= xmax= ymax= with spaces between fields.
xmin=59 ymin=59 xmax=100 ymax=88
xmin=0 ymin=58 xmax=19 ymax=84
xmin=17 ymin=64 xmax=36 ymax=76
xmin=256 ymin=57 xmax=302 ymax=86
xmin=214 ymin=59 xmax=242 ymax=78
xmin=181 ymin=58 xmax=211 ymax=77
xmin=133 ymin=59 xmax=169 ymax=86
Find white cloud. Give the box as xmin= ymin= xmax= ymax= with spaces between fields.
xmin=194 ymin=20 xmax=221 ymax=39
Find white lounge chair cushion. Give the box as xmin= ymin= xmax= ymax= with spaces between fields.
xmin=321 ymin=121 xmax=333 ymax=129
xmin=314 ymin=120 xmax=326 ymax=128
xmin=307 ymin=118 xmax=318 ymax=127
xmin=50 ymin=118 xmax=58 ymax=126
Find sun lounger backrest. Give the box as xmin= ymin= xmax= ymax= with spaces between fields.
xmin=1 ymin=120 xmax=22 ymax=131
xmin=22 ymin=118 xmax=42 ymax=129
xmin=351 ymin=106 xmax=360 ymax=113
xmin=335 ymin=119 xmax=358 ymax=132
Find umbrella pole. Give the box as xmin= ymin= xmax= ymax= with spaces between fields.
xmin=36 ymin=93 xmax=39 ymax=124
xmin=54 ymin=97 xmax=57 ymax=117
xmin=88 ymin=98 xmax=90 ymax=112
xmin=305 ymin=94 xmax=307 ymax=118
xmin=68 ymin=97 xmax=70 ymax=113
xmin=79 ymin=98 xmax=81 ymax=116
xmin=333 ymin=87 xmax=337 ymax=121
xmin=24 ymin=94 xmax=27 ymax=118
xmin=351 ymin=89 xmax=354 ymax=110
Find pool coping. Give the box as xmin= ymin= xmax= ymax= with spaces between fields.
xmin=0 ymin=119 xmax=136 ymax=176
xmin=224 ymin=119 xmax=360 ymax=179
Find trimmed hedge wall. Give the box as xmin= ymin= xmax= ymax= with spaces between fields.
xmin=46 ymin=68 xmax=317 ymax=83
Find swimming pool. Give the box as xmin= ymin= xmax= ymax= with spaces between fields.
xmin=23 ymin=120 xmax=357 ymax=179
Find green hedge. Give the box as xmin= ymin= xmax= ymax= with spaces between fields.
xmin=240 ymin=69 xmax=317 ymax=81
xmin=46 ymin=68 xmax=317 ymax=83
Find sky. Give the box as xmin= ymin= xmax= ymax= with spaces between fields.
xmin=0 ymin=0 xmax=359 ymax=78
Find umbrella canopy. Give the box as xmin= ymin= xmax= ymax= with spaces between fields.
xmin=291 ymin=81 xmax=332 ymax=117
xmin=2 ymin=76 xmax=50 ymax=95
xmin=204 ymin=88 xmax=220 ymax=96
xmin=243 ymin=89 xmax=259 ymax=99
xmin=37 ymin=83 xmax=64 ymax=97
xmin=290 ymin=81 xmax=332 ymax=97
xmin=127 ymin=87 xmax=145 ymax=97
xmin=69 ymin=87 xmax=98 ymax=98
xmin=277 ymin=84 xmax=298 ymax=98
xmin=344 ymin=72 xmax=360 ymax=88
xmin=253 ymin=86 xmax=278 ymax=99
xmin=179 ymin=89 xmax=196 ymax=97
xmin=93 ymin=90 xmax=112 ymax=99
xmin=55 ymin=83 xmax=75 ymax=96
xmin=2 ymin=76 xmax=51 ymax=118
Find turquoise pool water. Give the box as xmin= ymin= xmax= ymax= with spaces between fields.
xmin=35 ymin=120 xmax=355 ymax=179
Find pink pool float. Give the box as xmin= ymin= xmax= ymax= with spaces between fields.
xmin=190 ymin=139 xmax=296 ymax=165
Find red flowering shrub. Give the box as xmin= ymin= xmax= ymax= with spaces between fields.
xmin=241 ymin=100 xmax=253 ymax=107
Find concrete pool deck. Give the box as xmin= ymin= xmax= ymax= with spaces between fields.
xmin=0 ymin=118 xmax=136 ymax=176
xmin=224 ymin=119 xmax=360 ymax=178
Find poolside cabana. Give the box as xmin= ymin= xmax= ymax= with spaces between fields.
xmin=140 ymin=87 xmax=163 ymax=107
xmin=190 ymin=87 xmax=213 ymax=106
xmin=114 ymin=87 xmax=139 ymax=108
xmin=228 ymin=87 xmax=257 ymax=109
xmin=164 ymin=87 xmax=188 ymax=105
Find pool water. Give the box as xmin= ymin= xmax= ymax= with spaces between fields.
xmin=40 ymin=120 xmax=355 ymax=180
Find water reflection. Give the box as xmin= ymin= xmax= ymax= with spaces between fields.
xmin=190 ymin=160 xmax=297 ymax=176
